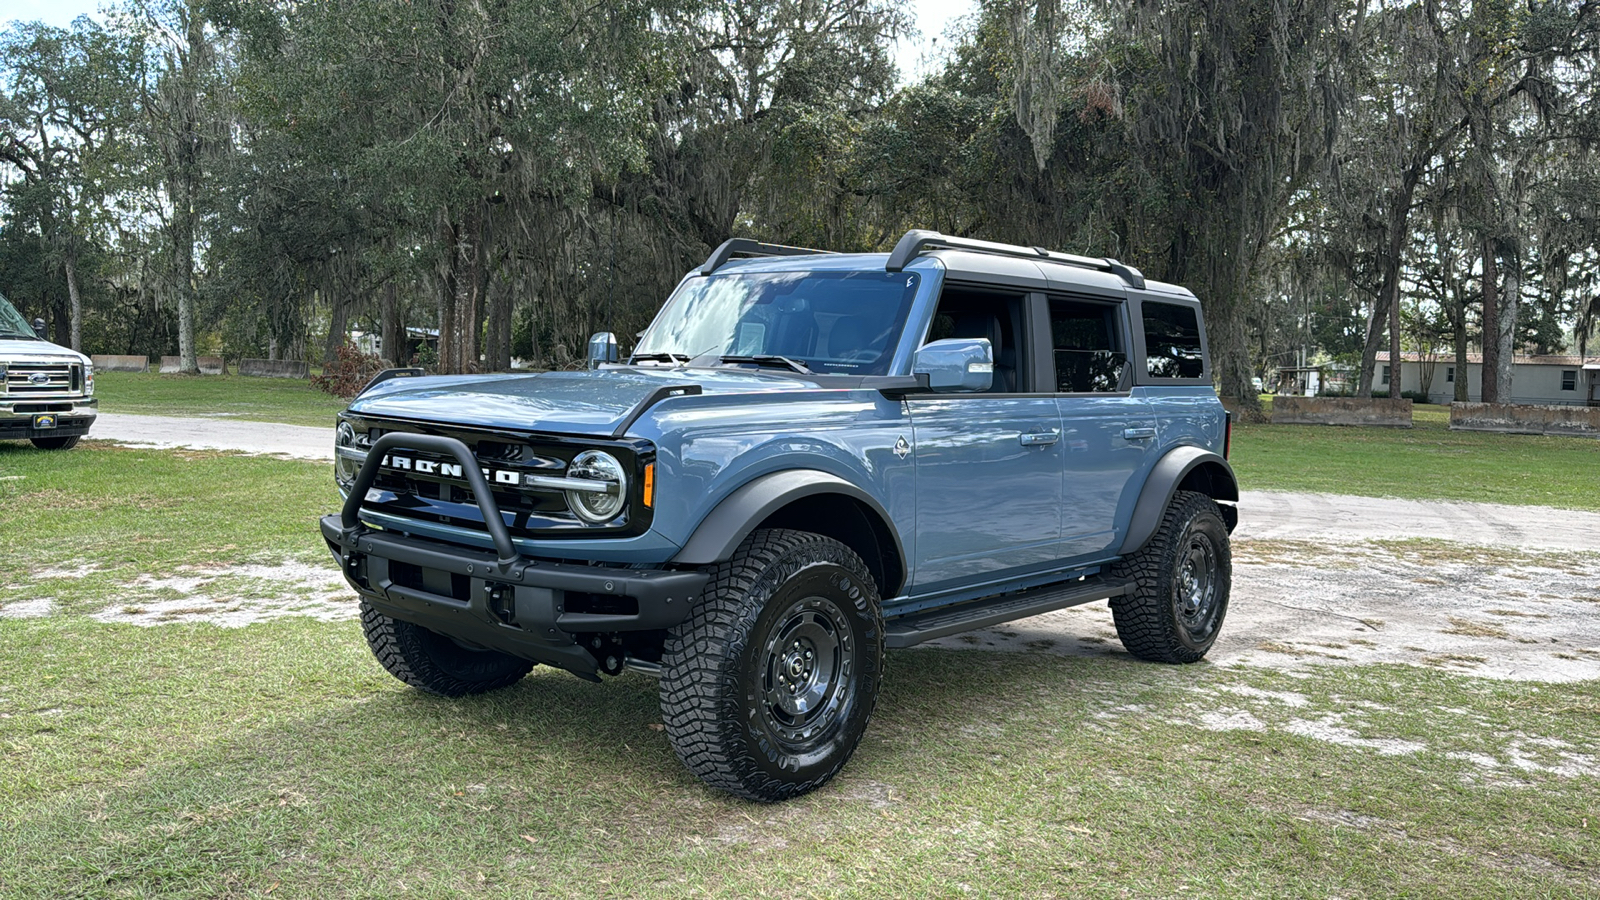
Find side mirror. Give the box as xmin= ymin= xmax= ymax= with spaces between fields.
xmin=586 ymin=332 xmax=619 ymax=369
xmin=32 ymin=318 xmax=46 ymax=340
xmin=913 ymin=337 xmax=993 ymax=393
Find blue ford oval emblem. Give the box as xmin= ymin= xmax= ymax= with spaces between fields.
xmin=28 ymin=372 xmax=51 ymax=385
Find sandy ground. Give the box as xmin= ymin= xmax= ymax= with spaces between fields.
xmin=24 ymin=413 xmax=1599 ymax=684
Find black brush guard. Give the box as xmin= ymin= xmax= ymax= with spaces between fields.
xmin=322 ymin=432 xmax=708 ymax=678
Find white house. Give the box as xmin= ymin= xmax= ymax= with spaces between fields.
xmin=1375 ymin=351 xmax=1600 ymax=406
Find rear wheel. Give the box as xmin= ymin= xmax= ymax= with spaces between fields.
xmin=660 ymin=529 xmax=884 ymax=802
xmin=1109 ymin=490 xmax=1231 ymax=663
xmin=31 ymin=435 xmax=80 ymax=450
xmin=360 ymin=600 xmax=534 ymax=696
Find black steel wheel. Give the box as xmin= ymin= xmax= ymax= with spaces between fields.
xmin=1109 ymin=490 xmax=1231 ymax=663
xmin=660 ymin=528 xmax=884 ymax=802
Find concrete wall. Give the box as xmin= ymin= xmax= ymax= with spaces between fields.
xmin=238 ymin=358 xmax=309 ymax=379
xmin=1390 ymin=360 xmax=1591 ymax=406
xmin=1449 ymin=402 xmax=1600 ymax=437
xmin=90 ymin=354 xmax=148 ymax=373
xmin=159 ymin=356 xmax=227 ymax=375
xmin=1272 ymin=396 xmax=1413 ymax=427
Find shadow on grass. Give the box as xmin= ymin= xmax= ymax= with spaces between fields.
xmin=2 ymin=630 xmax=1153 ymax=897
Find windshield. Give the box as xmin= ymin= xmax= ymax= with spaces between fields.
xmin=634 ymin=270 xmax=921 ymax=376
xmin=0 ymin=291 xmax=38 ymax=340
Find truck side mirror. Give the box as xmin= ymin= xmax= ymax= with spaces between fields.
xmin=32 ymin=318 xmax=46 ymax=340
xmin=912 ymin=337 xmax=994 ymax=393
xmin=586 ymin=332 xmax=619 ymax=369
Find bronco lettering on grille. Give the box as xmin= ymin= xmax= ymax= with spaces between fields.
xmin=382 ymin=453 xmax=522 ymax=485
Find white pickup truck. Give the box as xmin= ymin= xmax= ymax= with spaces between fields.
xmin=0 ymin=292 xmax=96 ymax=450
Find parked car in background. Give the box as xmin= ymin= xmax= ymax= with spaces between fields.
xmin=0 ymin=292 xmax=96 ymax=450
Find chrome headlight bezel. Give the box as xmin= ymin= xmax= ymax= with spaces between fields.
xmin=565 ymin=449 xmax=627 ymax=524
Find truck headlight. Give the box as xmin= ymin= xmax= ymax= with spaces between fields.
xmin=566 ymin=450 xmax=627 ymax=523
xmin=335 ymin=421 xmax=358 ymax=488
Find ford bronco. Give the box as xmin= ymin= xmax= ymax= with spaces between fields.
xmin=0 ymin=292 xmax=96 ymax=450
xmin=321 ymin=230 xmax=1237 ymax=801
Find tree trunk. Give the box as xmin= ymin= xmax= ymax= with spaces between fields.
xmin=1388 ymin=276 xmax=1402 ymax=399
xmin=1479 ymin=238 xmax=1499 ymax=404
xmin=1356 ymin=299 xmax=1386 ymax=395
xmin=1453 ymin=258 xmax=1470 ymax=403
xmin=380 ymin=281 xmax=404 ymax=366
xmin=1495 ymin=239 xmax=1518 ymax=403
xmin=323 ymin=291 xmax=347 ymax=365
xmin=485 ymin=277 xmax=511 ymax=371
xmin=64 ymin=250 xmax=82 ymax=352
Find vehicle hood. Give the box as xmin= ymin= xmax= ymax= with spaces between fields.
xmin=347 ymin=366 xmax=831 ymax=437
xmin=0 ymin=338 xmax=90 ymax=365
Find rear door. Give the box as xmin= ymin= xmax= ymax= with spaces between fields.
xmin=1048 ymin=293 xmax=1156 ymax=560
xmin=906 ymin=285 xmax=1064 ymax=592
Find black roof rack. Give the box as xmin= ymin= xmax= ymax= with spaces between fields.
xmin=698 ymin=238 xmax=833 ymax=275
xmin=884 ymin=229 xmax=1146 ymax=290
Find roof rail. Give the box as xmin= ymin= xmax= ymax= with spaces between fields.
xmin=884 ymin=229 xmax=1146 ymax=290
xmin=699 ymin=238 xmax=833 ymax=275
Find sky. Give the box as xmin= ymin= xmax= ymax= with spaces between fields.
xmin=3 ymin=0 xmax=977 ymax=84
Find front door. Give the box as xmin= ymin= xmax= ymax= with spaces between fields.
xmin=905 ymin=286 xmax=1064 ymax=593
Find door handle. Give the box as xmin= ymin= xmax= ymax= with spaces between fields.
xmin=1122 ymin=427 xmax=1157 ymax=440
xmin=1019 ymin=431 xmax=1060 ymax=447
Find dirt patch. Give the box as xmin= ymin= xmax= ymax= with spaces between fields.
xmin=922 ymin=540 xmax=1600 ymax=683
xmin=85 ymin=562 xmax=352 ymax=627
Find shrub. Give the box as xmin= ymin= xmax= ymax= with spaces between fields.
xmin=313 ymin=342 xmax=388 ymax=398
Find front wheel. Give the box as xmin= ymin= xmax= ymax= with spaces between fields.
xmin=31 ymin=435 xmax=80 ymax=450
xmin=660 ymin=529 xmax=884 ymax=802
xmin=1109 ymin=490 xmax=1231 ymax=663
xmin=360 ymin=601 xmax=534 ymax=696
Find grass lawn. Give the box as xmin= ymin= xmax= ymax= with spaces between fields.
xmin=2 ymin=447 xmax=1598 ymax=897
xmin=95 ymin=370 xmax=348 ymax=429
xmin=1232 ymin=402 xmax=1600 ymax=510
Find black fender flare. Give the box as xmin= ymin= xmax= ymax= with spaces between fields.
xmin=1118 ymin=447 xmax=1238 ymax=557
xmin=672 ymin=469 xmax=906 ymax=569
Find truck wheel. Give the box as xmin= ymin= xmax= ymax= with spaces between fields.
xmin=660 ymin=529 xmax=884 ymax=802
xmin=1109 ymin=490 xmax=1231 ymax=663
xmin=360 ymin=600 xmax=534 ymax=696
xmin=30 ymin=436 xmax=80 ymax=450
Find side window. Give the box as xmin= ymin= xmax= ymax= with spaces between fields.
xmin=1142 ymin=301 xmax=1204 ymax=379
xmin=925 ymin=287 xmax=1025 ymax=392
xmin=1049 ymin=297 xmax=1126 ymax=392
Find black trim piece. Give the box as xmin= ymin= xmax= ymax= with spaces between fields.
xmin=1118 ymin=447 xmax=1238 ymax=556
xmin=609 ymin=383 xmax=703 ymax=439
xmin=358 ymin=367 xmax=427 ymax=397
xmin=673 ymin=469 xmax=906 ymax=570
xmin=885 ymin=229 xmax=1147 ymax=289
xmin=875 ymin=373 xmax=931 ymax=399
xmin=884 ymin=575 xmax=1131 ymax=648
xmin=341 ymin=432 xmax=520 ymax=566
xmin=699 ymin=238 xmax=833 ymax=275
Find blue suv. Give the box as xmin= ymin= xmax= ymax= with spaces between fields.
xmin=321 ymin=230 xmax=1238 ymax=801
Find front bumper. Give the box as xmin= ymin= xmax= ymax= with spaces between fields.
xmin=0 ymin=398 xmax=96 ymax=440
xmin=322 ymin=431 xmax=708 ymax=678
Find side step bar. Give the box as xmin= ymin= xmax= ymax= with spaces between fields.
xmin=885 ymin=575 xmax=1132 ymax=649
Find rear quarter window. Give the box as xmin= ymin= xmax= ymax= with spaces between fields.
xmin=1142 ymin=301 xmax=1205 ymax=379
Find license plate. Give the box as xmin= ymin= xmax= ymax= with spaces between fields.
xmin=33 ymin=414 xmax=57 ymax=430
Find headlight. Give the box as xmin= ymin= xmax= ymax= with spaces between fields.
xmin=335 ymin=421 xmax=358 ymax=488
xmin=565 ymin=450 xmax=627 ymax=524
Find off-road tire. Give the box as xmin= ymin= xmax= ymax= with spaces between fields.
xmin=30 ymin=435 xmax=80 ymax=450
xmin=360 ymin=600 xmax=534 ymax=696
xmin=1109 ymin=490 xmax=1231 ymax=663
xmin=660 ymin=529 xmax=884 ymax=802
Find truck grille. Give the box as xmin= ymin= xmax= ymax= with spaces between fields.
xmin=5 ymin=363 xmax=81 ymax=396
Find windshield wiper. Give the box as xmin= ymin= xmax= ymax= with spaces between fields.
xmin=718 ymin=354 xmax=813 ymax=374
xmin=628 ymin=351 xmax=692 ymax=365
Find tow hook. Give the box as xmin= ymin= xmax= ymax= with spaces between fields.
xmin=484 ymin=582 xmax=514 ymax=624
xmin=342 ymin=551 xmax=368 ymax=588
